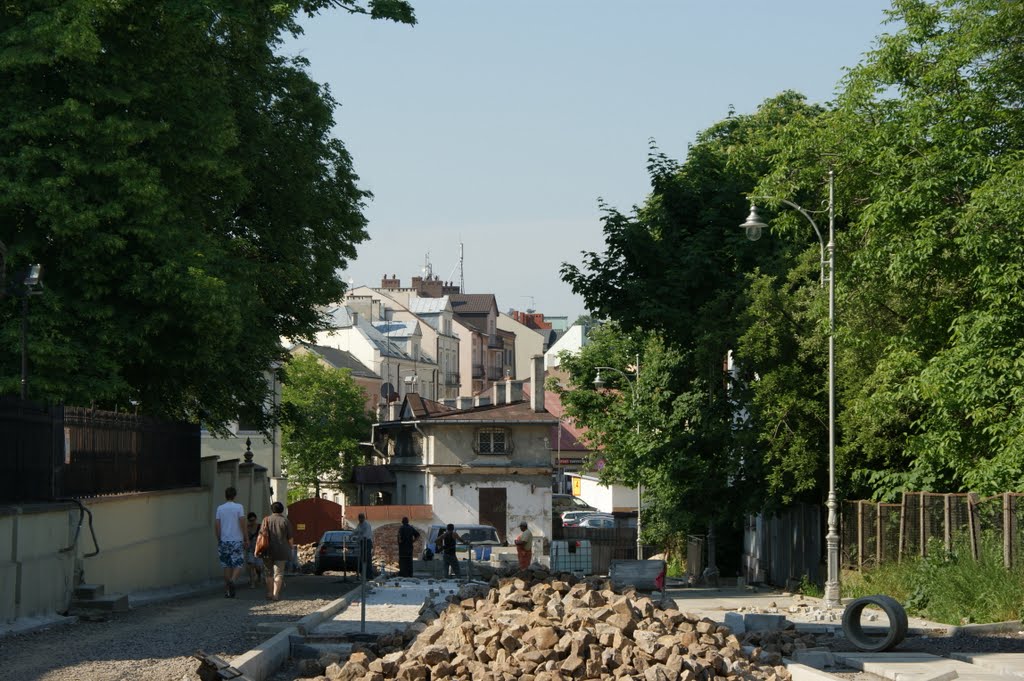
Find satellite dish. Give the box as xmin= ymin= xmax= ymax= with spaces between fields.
xmin=380 ymin=382 xmax=397 ymax=401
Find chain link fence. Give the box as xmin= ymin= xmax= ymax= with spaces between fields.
xmin=843 ymin=492 xmax=1024 ymax=570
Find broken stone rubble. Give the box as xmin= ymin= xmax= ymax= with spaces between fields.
xmin=295 ymin=569 xmax=796 ymax=681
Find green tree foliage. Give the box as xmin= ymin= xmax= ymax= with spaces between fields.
xmin=746 ymin=0 xmax=1024 ymax=499
xmin=0 ymin=1 xmax=414 ymax=429
xmin=559 ymin=96 xmax=826 ymax=540
xmin=281 ymin=352 xmax=372 ymax=494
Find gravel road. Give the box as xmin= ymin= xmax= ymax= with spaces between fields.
xmin=0 ymin=574 xmax=358 ymax=681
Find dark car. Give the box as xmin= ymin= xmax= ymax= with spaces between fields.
xmin=313 ymin=530 xmax=360 ymax=575
xmin=421 ymin=524 xmax=502 ymax=561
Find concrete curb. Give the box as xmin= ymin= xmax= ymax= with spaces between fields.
xmin=944 ymin=619 xmax=1021 ymax=638
xmin=0 ymin=613 xmax=78 ymax=638
xmin=235 ymin=575 xmax=388 ymax=680
xmin=235 ymin=625 xmax=299 ymax=681
xmin=783 ymin=661 xmax=847 ymax=681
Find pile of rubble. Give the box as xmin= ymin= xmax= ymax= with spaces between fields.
xmin=295 ymin=543 xmax=318 ymax=573
xmin=299 ymin=570 xmax=794 ymax=681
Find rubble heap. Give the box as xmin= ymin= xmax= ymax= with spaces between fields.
xmin=296 ymin=543 xmax=318 ymax=572
xmin=309 ymin=570 xmax=794 ymax=681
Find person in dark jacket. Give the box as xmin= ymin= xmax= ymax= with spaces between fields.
xmin=440 ymin=523 xmax=465 ymax=578
xmin=397 ymin=517 xmax=420 ymax=577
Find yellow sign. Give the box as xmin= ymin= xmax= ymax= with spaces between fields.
xmin=571 ymin=477 xmax=581 ymax=496
xmin=297 ymin=523 xmax=306 ymax=530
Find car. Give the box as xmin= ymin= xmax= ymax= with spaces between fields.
xmin=561 ymin=509 xmax=602 ymax=526
xmin=552 ymin=493 xmax=597 ymax=516
xmin=421 ymin=524 xmax=502 ymax=561
xmin=575 ymin=515 xmax=616 ymax=529
xmin=313 ymin=530 xmax=361 ymax=575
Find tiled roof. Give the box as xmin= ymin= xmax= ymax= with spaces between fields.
xmin=524 ymin=383 xmax=595 ymax=452
xmin=449 ymin=294 xmax=497 ymax=315
xmin=303 ymin=345 xmax=380 ymax=379
xmin=404 ymin=393 xmax=456 ymax=418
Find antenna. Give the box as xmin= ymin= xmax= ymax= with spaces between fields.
xmin=422 ymin=251 xmax=433 ymax=279
xmin=459 ymin=241 xmax=464 ymax=293
xmin=521 ymin=296 xmax=535 ymax=311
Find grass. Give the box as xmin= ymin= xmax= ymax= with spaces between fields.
xmin=842 ymin=535 xmax=1024 ymax=625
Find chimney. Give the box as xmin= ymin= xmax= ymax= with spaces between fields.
xmin=474 ymin=395 xmax=491 ymax=408
xmin=530 ymin=355 xmax=544 ymax=413
xmin=456 ymin=396 xmax=473 ymax=410
xmin=387 ymin=402 xmax=399 ymax=421
xmin=492 ymin=382 xmax=505 ymax=406
xmin=442 ymin=398 xmax=458 ymax=408
xmin=506 ymin=379 xmax=523 ymax=403
xmin=350 ymin=310 xmax=358 ymax=326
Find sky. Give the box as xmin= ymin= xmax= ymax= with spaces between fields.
xmin=282 ymin=1 xmax=897 ymax=321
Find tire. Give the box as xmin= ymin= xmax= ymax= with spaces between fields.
xmin=422 ymin=548 xmax=433 ymax=561
xmin=842 ymin=594 xmax=909 ymax=652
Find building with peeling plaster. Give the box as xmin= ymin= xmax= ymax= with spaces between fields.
xmin=371 ymin=355 xmax=556 ymax=545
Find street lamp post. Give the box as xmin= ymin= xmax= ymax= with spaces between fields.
xmin=15 ymin=264 xmax=45 ymax=401
xmin=592 ymin=355 xmax=644 ymax=560
xmin=740 ymin=170 xmax=840 ymax=608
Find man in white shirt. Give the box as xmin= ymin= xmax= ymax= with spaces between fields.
xmin=215 ymin=487 xmax=248 ymax=598
xmin=351 ymin=512 xmax=374 ymax=579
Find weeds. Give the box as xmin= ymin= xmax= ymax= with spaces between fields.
xmin=842 ymin=534 xmax=1024 ymax=625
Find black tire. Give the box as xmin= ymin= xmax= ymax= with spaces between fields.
xmin=842 ymin=594 xmax=909 ymax=652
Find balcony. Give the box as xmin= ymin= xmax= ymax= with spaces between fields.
xmin=444 ymin=372 xmax=461 ymax=386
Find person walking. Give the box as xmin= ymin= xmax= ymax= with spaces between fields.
xmin=352 ymin=512 xmax=375 ymax=579
xmin=397 ymin=517 xmax=420 ymax=577
xmin=245 ymin=512 xmax=263 ymax=588
xmin=214 ymin=487 xmax=248 ymax=598
xmin=440 ymin=523 xmax=464 ymax=578
xmin=261 ymin=501 xmax=294 ymax=601
xmin=514 ymin=521 xmax=534 ymax=569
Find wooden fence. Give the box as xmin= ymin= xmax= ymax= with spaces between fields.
xmin=842 ymin=492 xmax=1024 ymax=569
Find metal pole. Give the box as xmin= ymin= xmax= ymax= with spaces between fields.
xmin=20 ymin=295 xmax=28 ymax=401
xmin=634 ymin=354 xmax=642 ymax=561
xmin=360 ymin=536 xmax=367 ymax=633
xmin=823 ymin=169 xmax=841 ymax=608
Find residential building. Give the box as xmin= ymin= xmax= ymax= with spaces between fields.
xmin=544 ymin=323 xmax=590 ymax=370
xmin=371 ymin=356 xmax=555 ymax=543
xmin=289 ymin=343 xmax=382 ymax=414
xmin=348 ymin=284 xmax=460 ymax=401
xmin=498 ymin=312 xmax=545 ymax=380
xmin=448 ymin=293 xmax=512 ymax=395
xmin=313 ymin=305 xmax=437 ymax=404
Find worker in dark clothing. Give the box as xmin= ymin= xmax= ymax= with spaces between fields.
xmin=397 ymin=516 xmax=420 ymax=577
xmin=440 ymin=523 xmax=465 ymax=578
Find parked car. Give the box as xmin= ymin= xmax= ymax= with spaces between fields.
xmin=552 ymin=493 xmax=597 ymax=516
xmin=421 ymin=524 xmax=502 ymax=561
xmin=575 ymin=514 xmax=616 ymax=529
xmin=313 ymin=530 xmax=360 ymax=575
xmin=561 ymin=510 xmax=602 ymax=527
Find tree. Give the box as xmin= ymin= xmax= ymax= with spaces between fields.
xmin=0 ymin=1 xmax=414 ymax=430
xmin=280 ymin=352 xmax=372 ymax=496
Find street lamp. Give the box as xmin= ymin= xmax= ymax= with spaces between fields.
xmin=592 ymin=354 xmax=644 ymax=560
xmin=18 ymin=264 xmax=45 ymax=401
xmin=740 ymin=170 xmax=840 ymax=608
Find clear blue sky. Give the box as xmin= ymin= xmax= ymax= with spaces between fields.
xmin=283 ymin=1 xmax=896 ymax=321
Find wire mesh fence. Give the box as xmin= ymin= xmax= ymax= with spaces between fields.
xmin=843 ymin=492 xmax=1024 ymax=570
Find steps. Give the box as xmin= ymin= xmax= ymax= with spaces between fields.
xmin=69 ymin=583 xmax=129 ymax=615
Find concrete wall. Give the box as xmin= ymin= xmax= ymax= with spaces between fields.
xmin=429 ymin=477 xmax=551 ymax=546
xmin=0 ymin=454 xmax=272 ymax=627
xmin=428 ymin=424 xmax=551 ymax=468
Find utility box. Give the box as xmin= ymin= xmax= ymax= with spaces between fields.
xmin=609 ymin=559 xmax=666 ymax=591
xmin=550 ymin=539 xmax=593 ymax=575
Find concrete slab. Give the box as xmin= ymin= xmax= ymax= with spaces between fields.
xmin=834 ymin=652 xmax=1012 ymax=681
xmin=784 ymin=662 xmax=849 ymax=681
xmin=310 ymin=578 xmax=465 ymax=637
xmin=950 ymin=653 xmax=1024 ymax=678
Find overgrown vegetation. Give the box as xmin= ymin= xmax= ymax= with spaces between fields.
xmin=843 ymin=536 xmax=1024 ymax=625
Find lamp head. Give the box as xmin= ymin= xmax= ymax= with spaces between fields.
xmin=24 ymin=264 xmax=43 ymax=288
xmin=592 ymin=371 xmax=605 ymax=390
xmin=740 ymin=205 xmax=766 ymax=241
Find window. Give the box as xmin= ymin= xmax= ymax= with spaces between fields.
xmin=478 ymin=428 xmax=508 ymax=454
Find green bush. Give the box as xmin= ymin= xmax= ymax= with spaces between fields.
xmin=842 ymin=535 xmax=1024 ymax=625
